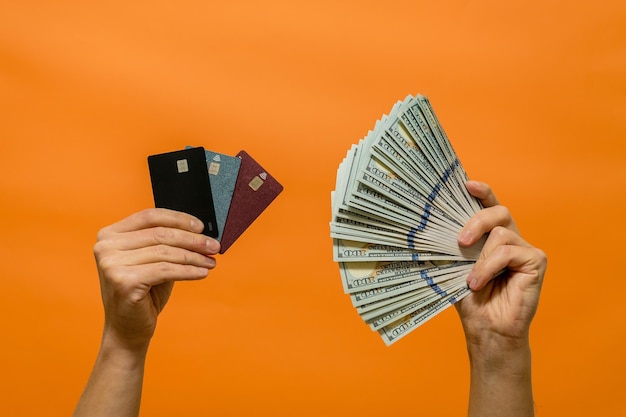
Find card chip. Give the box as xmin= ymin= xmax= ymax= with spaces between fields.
xmin=208 ymin=162 xmax=220 ymax=176
xmin=177 ymin=159 xmax=189 ymax=173
xmin=248 ymin=176 xmax=264 ymax=191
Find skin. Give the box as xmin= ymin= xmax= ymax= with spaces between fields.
xmin=73 ymin=181 xmax=547 ymax=417
xmin=73 ymin=208 xmax=220 ymax=417
xmin=456 ymin=180 xmax=547 ymax=417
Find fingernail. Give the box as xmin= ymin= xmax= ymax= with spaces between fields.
xmin=206 ymin=238 xmax=220 ymax=252
xmin=466 ymin=272 xmax=477 ymax=290
xmin=459 ymin=230 xmax=473 ymax=245
xmin=190 ymin=218 xmax=203 ymax=232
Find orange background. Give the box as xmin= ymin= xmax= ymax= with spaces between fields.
xmin=1 ymin=1 xmax=625 ymax=415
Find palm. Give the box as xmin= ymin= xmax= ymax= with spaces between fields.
xmin=148 ymin=281 xmax=174 ymax=316
xmin=108 ymin=281 xmax=175 ymax=346
xmin=135 ymin=282 xmax=174 ymax=335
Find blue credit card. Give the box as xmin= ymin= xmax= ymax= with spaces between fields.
xmin=187 ymin=146 xmax=241 ymax=241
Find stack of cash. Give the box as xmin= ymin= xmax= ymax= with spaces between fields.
xmin=330 ymin=94 xmax=485 ymax=346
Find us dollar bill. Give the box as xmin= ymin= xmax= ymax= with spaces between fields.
xmin=333 ymin=238 xmax=476 ymax=262
xmin=330 ymin=94 xmax=485 ymax=345
xmin=343 ymin=261 xmax=473 ymax=301
xmin=364 ymin=277 xmax=466 ymax=329
xmin=378 ymin=285 xmax=471 ymax=346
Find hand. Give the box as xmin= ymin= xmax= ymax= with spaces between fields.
xmin=93 ymin=208 xmax=220 ymax=352
xmin=456 ymin=181 xmax=547 ymax=350
xmin=456 ymin=180 xmax=547 ymax=417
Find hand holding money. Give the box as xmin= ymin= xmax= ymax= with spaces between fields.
xmin=455 ymin=181 xmax=546 ymax=417
xmin=330 ymin=95 xmax=546 ymax=347
xmin=456 ymin=180 xmax=546 ymax=346
xmin=330 ymin=94 xmax=486 ymax=345
xmin=329 ymin=95 xmax=547 ymax=416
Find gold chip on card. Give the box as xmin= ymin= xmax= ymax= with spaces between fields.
xmin=248 ymin=175 xmax=264 ymax=191
xmin=208 ymin=161 xmax=220 ymax=176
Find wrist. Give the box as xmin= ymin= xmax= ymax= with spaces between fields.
xmin=73 ymin=326 xmax=149 ymax=417
xmin=466 ymin=336 xmax=534 ymax=417
xmin=466 ymin=333 xmax=532 ymax=380
xmin=98 ymin=325 xmax=150 ymax=369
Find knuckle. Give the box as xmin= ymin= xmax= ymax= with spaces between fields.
xmin=152 ymin=226 xmax=174 ymax=244
xmin=104 ymin=265 xmax=134 ymax=289
xmin=493 ymin=243 xmax=512 ymax=259
xmin=93 ymin=239 xmax=111 ymax=259
xmin=138 ymin=207 xmax=158 ymax=221
xmin=154 ymin=244 xmax=171 ymax=258
xmin=96 ymin=225 xmax=112 ymax=242
xmin=494 ymin=205 xmax=517 ymax=229
xmin=136 ymin=208 xmax=163 ymax=228
xmin=97 ymin=254 xmax=116 ymax=272
xmin=491 ymin=225 xmax=509 ymax=241
xmin=494 ymin=204 xmax=511 ymax=218
xmin=534 ymin=247 xmax=548 ymax=268
xmin=182 ymin=250 xmax=194 ymax=265
xmin=156 ymin=261 xmax=173 ymax=273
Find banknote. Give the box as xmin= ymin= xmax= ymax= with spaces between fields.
xmin=364 ymin=278 xmax=466 ymax=329
xmin=330 ymin=94 xmax=485 ymax=345
xmin=378 ymin=285 xmax=470 ymax=346
xmin=340 ymin=260 xmax=473 ymax=296
xmin=351 ymin=266 xmax=470 ymax=309
xmin=333 ymin=238 xmax=473 ymax=262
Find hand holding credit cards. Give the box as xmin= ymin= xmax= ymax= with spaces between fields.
xmin=148 ymin=147 xmax=283 ymax=253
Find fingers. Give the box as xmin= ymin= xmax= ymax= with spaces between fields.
xmin=96 ymin=207 xmax=219 ymax=255
xmin=112 ymin=244 xmax=217 ymax=270
xmin=96 ymin=242 xmax=217 ymax=287
xmin=458 ymin=205 xmax=519 ymax=246
xmin=467 ymin=245 xmax=546 ymax=292
xmin=94 ymin=208 xmax=221 ymax=287
xmin=465 ymin=180 xmax=500 ymax=208
xmin=100 ymin=208 xmax=206 ymax=236
xmin=459 ymin=180 xmax=519 ymax=246
xmin=466 ymin=226 xmax=546 ymax=291
xmin=105 ymin=262 xmax=212 ymax=290
xmin=103 ymin=225 xmax=220 ymax=254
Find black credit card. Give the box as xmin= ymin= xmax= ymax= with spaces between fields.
xmin=147 ymin=147 xmax=218 ymax=237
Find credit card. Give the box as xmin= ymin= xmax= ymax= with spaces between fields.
xmin=220 ymin=150 xmax=283 ymax=253
xmin=186 ymin=146 xmax=241 ymax=241
xmin=147 ymin=147 xmax=218 ymax=238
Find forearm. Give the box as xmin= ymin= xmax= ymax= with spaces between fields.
xmin=73 ymin=330 xmax=149 ymax=417
xmin=466 ymin=337 xmax=534 ymax=417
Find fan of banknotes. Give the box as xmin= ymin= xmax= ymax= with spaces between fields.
xmin=330 ymin=94 xmax=486 ymax=346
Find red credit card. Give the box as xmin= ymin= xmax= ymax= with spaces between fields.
xmin=219 ymin=150 xmax=283 ymax=253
